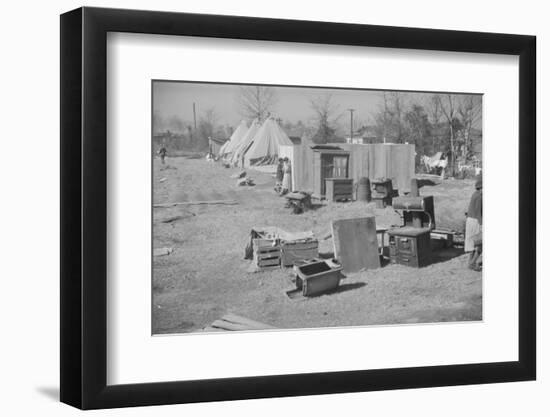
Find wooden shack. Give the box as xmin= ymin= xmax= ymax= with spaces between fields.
xmin=279 ymin=143 xmax=415 ymax=195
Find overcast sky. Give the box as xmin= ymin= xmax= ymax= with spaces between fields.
xmin=152 ymin=81 xmax=481 ymax=130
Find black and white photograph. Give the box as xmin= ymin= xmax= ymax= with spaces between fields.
xmin=152 ymin=81 xmax=483 ymax=334
xmin=0 ymin=0 xmax=544 ymax=413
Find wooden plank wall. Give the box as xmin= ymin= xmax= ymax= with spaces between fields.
xmin=389 ymin=144 xmax=415 ymax=192
xmin=330 ymin=143 xmax=414 ymax=193
xmin=279 ymin=144 xmax=315 ymax=192
xmin=287 ymin=143 xmax=414 ymax=193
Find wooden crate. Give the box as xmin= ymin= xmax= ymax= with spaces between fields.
xmin=280 ymin=240 xmax=319 ymax=267
xmin=252 ymin=238 xmax=281 ymax=268
xmin=325 ymin=178 xmax=353 ymax=202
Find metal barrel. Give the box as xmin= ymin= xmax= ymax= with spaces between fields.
xmin=357 ymin=177 xmax=371 ymax=202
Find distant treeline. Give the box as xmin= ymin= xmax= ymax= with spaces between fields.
xmin=153 ymin=109 xmax=234 ymax=152
xmin=153 ymin=89 xmax=482 ymax=175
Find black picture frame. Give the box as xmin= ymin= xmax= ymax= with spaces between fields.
xmin=60 ymin=6 xmax=536 ymax=410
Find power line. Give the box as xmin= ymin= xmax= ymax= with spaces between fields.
xmin=347 ymin=108 xmax=355 ymax=142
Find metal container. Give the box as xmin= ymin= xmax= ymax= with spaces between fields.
xmin=293 ymin=259 xmax=343 ymax=296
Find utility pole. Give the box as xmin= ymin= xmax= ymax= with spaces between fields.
xmin=192 ymin=102 xmax=197 ymax=131
xmin=347 ymin=108 xmax=355 ymax=143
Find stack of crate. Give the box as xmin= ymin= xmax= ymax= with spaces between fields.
xmin=252 ymin=238 xmax=281 ymax=269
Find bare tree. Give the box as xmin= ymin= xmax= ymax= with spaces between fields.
xmin=197 ymin=107 xmax=219 ymax=150
xmin=372 ymin=92 xmax=407 ymax=143
xmin=389 ymin=92 xmax=406 ymax=143
xmin=372 ymin=92 xmax=391 ymax=142
xmin=236 ymin=86 xmax=277 ymax=121
xmin=457 ymin=95 xmax=482 ymax=159
xmin=426 ymin=95 xmax=443 ymax=153
xmin=437 ymin=94 xmax=461 ymax=176
xmin=309 ymin=93 xmax=342 ymax=143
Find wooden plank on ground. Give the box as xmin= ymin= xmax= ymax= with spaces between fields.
xmin=202 ymin=326 xmax=226 ymax=332
xmin=211 ymin=320 xmax=254 ymax=332
xmin=222 ymin=314 xmax=276 ymax=330
xmin=153 ymin=200 xmax=238 ymax=208
xmin=331 ymin=216 xmax=380 ymax=273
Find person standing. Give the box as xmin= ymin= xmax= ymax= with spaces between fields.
xmin=281 ymin=157 xmax=292 ymax=195
xmin=275 ymin=158 xmax=284 ymax=193
xmin=158 ymin=146 xmax=167 ymax=164
xmin=465 ymin=175 xmax=482 ymax=270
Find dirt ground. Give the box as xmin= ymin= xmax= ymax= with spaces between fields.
xmin=152 ymin=156 xmax=482 ymax=334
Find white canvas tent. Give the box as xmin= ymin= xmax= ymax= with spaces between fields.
xmin=220 ymin=120 xmax=248 ymax=157
xmin=243 ymin=117 xmax=293 ymax=166
xmin=230 ymin=119 xmax=262 ymax=166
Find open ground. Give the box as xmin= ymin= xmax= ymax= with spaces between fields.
xmin=152 ymin=156 xmax=482 ymax=334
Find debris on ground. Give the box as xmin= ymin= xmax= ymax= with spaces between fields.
xmin=159 ymin=177 xmax=167 ymax=183
xmin=284 ymin=191 xmax=313 ymax=214
xmin=153 ymin=247 xmax=174 ymax=257
xmin=152 ymin=156 xmax=482 ymax=334
xmin=237 ymin=177 xmax=255 ymax=186
xmin=230 ymin=170 xmax=247 ymax=179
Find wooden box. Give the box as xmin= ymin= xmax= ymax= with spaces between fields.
xmin=388 ymin=227 xmax=431 ymax=267
xmin=325 ymin=178 xmax=353 ymax=202
xmin=280 ymin=240 xmax=319 ymax=267
xmin=252 ymin=238 xmax=281 ymax=268
xmin=293 ymin=259 xmax=343 ymax=296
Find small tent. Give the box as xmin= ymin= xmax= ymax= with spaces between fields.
xmin=230 ymin=119 xmax=262 ymax=166
xmin=220 ymin=120 xmax=248 ymax=157
xmin=243 ymin=117 xmax=293 ymax=166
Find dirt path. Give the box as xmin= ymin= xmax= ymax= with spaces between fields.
xmin=152 ymin=157 xmax=481 ymax=334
